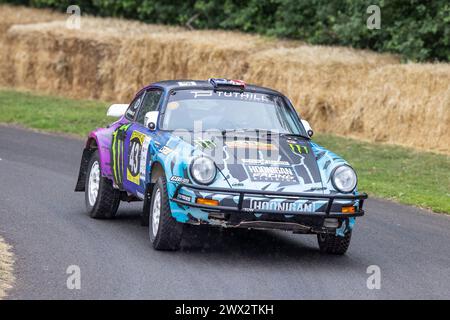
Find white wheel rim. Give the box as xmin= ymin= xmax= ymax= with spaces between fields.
xmin=88 ymin=161 xmax=100 ymax=206
xmin=152 ymin=189 xmax=161 ymax=237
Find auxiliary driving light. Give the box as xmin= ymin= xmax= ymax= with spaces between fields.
xmin=341 ymin=206 xmax=356 ymax=214
xmin=196 ymin=198 xmax=219 ymax=206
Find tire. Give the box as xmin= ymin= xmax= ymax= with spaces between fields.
xmin=317 ymin=231 xmax=352 ymax=255
xmin=85 ymin=150 xmax=120 ymax=219
xmin=148 ymin=176 xmax=183 ymax=250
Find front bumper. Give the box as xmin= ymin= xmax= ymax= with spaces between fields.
xmin=171 ymin=183 xmax=368 ymax=220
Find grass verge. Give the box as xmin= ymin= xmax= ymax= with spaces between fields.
xmin=0 ymin=89 xmax=111 ymax=137
xmin=315 ymin=135 xmax=450 ymax=213
xmin=0 ymin=236 xmax=14 ymax=299
xmin=1 ymin=89 xmax=449 ymax=213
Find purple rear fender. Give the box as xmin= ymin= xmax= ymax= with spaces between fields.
xmin=74 ymin=120 xmax=125 ymax=192
xmin=89 ymin=128 xmax=114 ymax=179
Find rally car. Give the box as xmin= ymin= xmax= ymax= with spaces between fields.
xmin=75 ymin=79 xmax=367 ymax=254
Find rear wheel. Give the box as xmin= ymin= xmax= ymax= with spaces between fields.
xmin=148 ymin=176 xmax=183 ymax=250
xmin=317 ymin=231 xmax=352 ymax=255
xmin=85 ymin=150 xmax=120 ymax=219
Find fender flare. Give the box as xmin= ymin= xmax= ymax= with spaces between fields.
xmin=74 ymin=137 xmax=99 ymax=192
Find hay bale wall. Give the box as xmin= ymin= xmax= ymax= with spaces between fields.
xmin=0 ymin=5 xmax=64 ymax=87
xmin=0 ymin=5 xmax=448 ymax=154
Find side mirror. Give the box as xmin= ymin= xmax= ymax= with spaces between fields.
xmin=301 ymin=119 xmax=314 ymax=137
xmin=144 ymin=111 xmax=159 ymax=131
xmin=107 ymin=104 xmax=129 ymax=117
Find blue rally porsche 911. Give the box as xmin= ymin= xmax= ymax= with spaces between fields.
xmin=75 ymin=79 xmax=368 ymax=254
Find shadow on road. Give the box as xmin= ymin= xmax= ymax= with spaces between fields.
xmin=111 ymin=207 xmax=359 ymax=267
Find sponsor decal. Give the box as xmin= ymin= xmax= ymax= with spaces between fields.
xmin=288 ymin=143 xmax=309 ymax=155
xmin=140 ymin=136 xmax=151 ymax=181
xmin=125 ymin=96 xmax=143 ymax=119
xmin=111 ymin=123 xmax=131 ymax=188
xmin=225 ymin=140 xmax=277 ymax=151
xmin=232 ymin=183 xmax=245 ymax=187
xmin=177 ymin=193 xmax=192 ymax=202
xmin=170 ymin=176 xmax=190 ymax=184
xmin=178 ymin=81 xmax=197 ymax=86
xmin=127 ymin=131 xmax=146 ymax=185
xmin=249 ymin=199 xmax=313 ymax=212
xmin=190 ymin=90 xmax=213 ymax=98
xmin=194 ymin=139 xmax=216 ymax=149
xmin=215 ymin=91 xmax=270 ymax=102
xmin=160 ymin=146 xmax=173 ymax=155
xmin=241 ymin=159 xmax=289 ymax=166
xmin=188 ymin=90 xmax=272 ymax=103
xmin=245 ymin=165 xmax=298 ymax=183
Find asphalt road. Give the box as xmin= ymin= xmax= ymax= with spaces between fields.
xmin=0 ymin=125 xmax=449 ymax=300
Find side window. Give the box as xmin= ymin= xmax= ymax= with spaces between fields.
xmin=125 ymin=93 xmax=144 ymax=121
xmin=136 ymin=90 xmax=163 ymax=125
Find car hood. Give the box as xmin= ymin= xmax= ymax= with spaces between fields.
xmin=183 ymin=132 xmax=325 ymax=193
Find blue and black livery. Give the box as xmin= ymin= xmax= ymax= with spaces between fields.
xmin=75 ymin=79 xmax=368 ymax=254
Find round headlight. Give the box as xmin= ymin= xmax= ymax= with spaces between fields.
xmin=190 ymin=156 xmax=217 ymax=185
xmin=332 ymin=165 xmax=357 ymax=193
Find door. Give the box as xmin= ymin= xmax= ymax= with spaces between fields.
xmin=122 ymin=89 xmax=164 ymax=198
xmin=110 ymin=92 xmax=145 ymax=190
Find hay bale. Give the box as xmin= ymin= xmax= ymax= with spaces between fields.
xmin=245 ymin=46 xmax=399 ymax=135
xmin=0 ymin=5 xmax=64 ymax=87
xmin=3 ymin=18 xmax=269 ymax=101
xmin=246 ymin=47 xmax=449 ymax=153
xmin=351 ymin=64 xmax=450 ymax=153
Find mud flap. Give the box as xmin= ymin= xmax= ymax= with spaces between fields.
xmin=74 ymin=148 xmax=95 ymax=192
xmin=141 ymin=184 xmax=154 ymax=226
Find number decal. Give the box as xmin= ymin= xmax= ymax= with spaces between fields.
xmin=128 ymin=138 xmax=141 ymax=176
xmin=127 ymin=131 xmax=146 ymax=185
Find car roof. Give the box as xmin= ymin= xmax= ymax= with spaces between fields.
xmin=137 ymin=80 xmax=285 ymax=97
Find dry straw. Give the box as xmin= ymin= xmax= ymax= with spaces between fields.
xmin=0 ymin=236 xmax=14 ymax=299
xmin=0 ymin=5 xmax=448 ymax=154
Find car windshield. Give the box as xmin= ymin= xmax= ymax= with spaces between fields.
xmin=162 ymin=89 xmax=306 ymax=135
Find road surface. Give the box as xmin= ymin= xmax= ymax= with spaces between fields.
xmin=0 ymin=125 xmax=449 ymax=299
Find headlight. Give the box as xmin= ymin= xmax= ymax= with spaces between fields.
xmin=331 ymin=165 xmax=357 ymax=193
xmin=190 ymin=156 xmax=217 ymax=185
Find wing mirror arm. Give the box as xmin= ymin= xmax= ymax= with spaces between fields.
xmin=144 ymin=111 xmax=159 ymax=131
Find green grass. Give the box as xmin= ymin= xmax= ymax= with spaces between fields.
xmin=0 ymin=89 xmax=110 ymax=137
xmin=1 ymin=89 xmax=449 ymax=213
xmin=314 ymin=135 xmax=450 ymax=213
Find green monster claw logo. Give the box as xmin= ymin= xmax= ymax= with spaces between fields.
xmin=288 ymin=143 xmax=309 ymax=155
xmin=194 ymin=139 xmax=216 ymax=149
xmin=111 ymin=123 xmax=131 ymax=188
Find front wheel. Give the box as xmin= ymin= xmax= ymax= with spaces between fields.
xmin=148 ymin=176 xmax=183 ymax=251
xmin=317 ymin=231 xmax=352 ymax=255
xmin=85 ymin=150 xmax=120 ymax=219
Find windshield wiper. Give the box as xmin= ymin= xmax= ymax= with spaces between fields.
xmin=240 ymin=129 xmax=310 ymax=140
xmin=220 ymin=129 xmax=309 ymax=139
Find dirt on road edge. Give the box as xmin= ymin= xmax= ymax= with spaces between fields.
xmin=0 ymin=236 xmax=14 ymax=299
